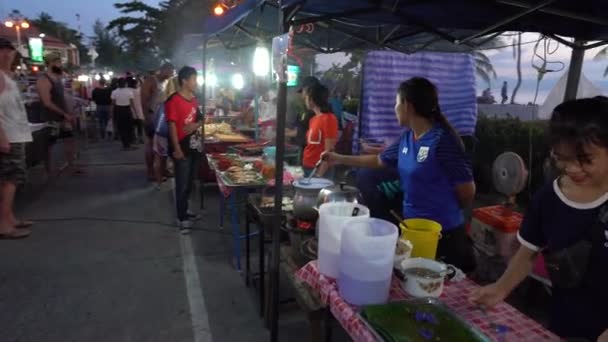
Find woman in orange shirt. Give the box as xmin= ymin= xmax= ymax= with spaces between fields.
xmin=302 ymin=83 xmax=338 ymax=177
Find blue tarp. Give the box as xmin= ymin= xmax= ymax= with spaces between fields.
xmin=356 ymin=50 xmax=477 ymax=152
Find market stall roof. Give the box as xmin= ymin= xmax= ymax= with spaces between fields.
xmin=281 ymin=0 xmax=608 ymax=46
xmin=197 ymin=0 xmax=495 ymax=54
xmin=197 ymin=0 xmax=608 ymax=54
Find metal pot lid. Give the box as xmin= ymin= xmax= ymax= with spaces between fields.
xmin=293 ymin=177 xmax=334 ymax=190
xmin=321 ymin=182 xmax=360 ymax=195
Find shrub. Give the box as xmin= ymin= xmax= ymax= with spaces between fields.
xmin=343 ymin=98 xmax=360 ymax=114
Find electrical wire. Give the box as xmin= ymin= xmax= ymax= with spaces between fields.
xmin=531 ymin=36 xmax=565 ymax=104
xmin=526 ymin=35 xmax=566 ymax=197
xmin=476 ymin=37 xmax=545 ymax=50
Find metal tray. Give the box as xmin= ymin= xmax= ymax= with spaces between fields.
xmin=219 ymin=172 xmax=267 ymax=188
xmin=359 ymin=298 xmax=491 ymax=342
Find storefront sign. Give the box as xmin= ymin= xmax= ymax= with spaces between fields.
xmin=28 ymin=38 xmax=44 ymax=63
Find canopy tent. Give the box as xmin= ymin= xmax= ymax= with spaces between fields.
xmin=195 ymin=2 xmax=608 ymax=341
xmin=281 ymin=0 xmax=608 ymax=44
xmin=538 ymin=71 xmax=605 ymax=119
xmin=196 ymin=1 xmax=516 ymax=55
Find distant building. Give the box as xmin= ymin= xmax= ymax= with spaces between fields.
xmin=0 ymin=24 xmax=79 ymax=66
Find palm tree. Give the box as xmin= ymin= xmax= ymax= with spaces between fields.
xmin=594 ymin=46 xmax=608 ymax=77
xmin=471 ymin=36 xmax=506 ymax=88
xmin=511 ymin=33 xmax=523 ymax=104
xmin=473 ymin=51 xmax=497 ymax=87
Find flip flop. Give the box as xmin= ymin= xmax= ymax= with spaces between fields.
xmin=15 ymin=220 xmax=33 ymax=229
xmin=0 ymin=229 xmax=30 ymax=239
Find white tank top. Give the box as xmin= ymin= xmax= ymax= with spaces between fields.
xmin=0 ymin=72 xmax=32 ymax=143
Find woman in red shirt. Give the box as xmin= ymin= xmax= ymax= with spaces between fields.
xmin=302 ymin=83 xmax=338 ymax=177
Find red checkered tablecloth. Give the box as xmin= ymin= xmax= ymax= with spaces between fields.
xmin=295 ymin=261 xmax=560 ymax=342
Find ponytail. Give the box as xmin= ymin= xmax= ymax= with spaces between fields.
xmin=432 ymin=108 xmax=465 ymax=150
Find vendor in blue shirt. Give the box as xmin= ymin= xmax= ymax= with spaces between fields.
xmin=472 ymin=97 xmax=608 ymax=341
xmin=323 ymin=77 xmax=476 ymax=272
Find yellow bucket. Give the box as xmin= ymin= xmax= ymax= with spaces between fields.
xmin=399 ymin=218 xmax=442 ymax=259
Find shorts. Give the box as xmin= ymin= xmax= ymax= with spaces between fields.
xmin=153 ymin=134 xmax=168 ymax=157
xmin=48 ymin=122 xmax=74 ymax=145
xmin=0 ymin=143 xmax=27 ymax=184
xmin=145 ymin=122 xmax=156 ymax=139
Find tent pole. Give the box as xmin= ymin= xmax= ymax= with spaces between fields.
xmin=201 ymin=38 xmax=207 ymax=210
xmin=564 ymin=39 xmax=585 ymax=101
xmin=270 ymin=3 xmax=292 ymax=342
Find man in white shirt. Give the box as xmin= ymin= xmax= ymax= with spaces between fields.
xmin=0 ymin=38 xmax=32 ymax=239
xmin=111 ymin=78 xmax=136 ymax=150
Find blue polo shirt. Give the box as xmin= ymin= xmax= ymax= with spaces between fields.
xmin=380 ymin=125 xmax=472 ymax=231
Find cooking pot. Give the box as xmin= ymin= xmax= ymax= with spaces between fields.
xmin=316 ymin=182 xmax=362 ymax=208
xmin=399 ymin=258 xmax=456 ymax=298
xmin=293 ymin=178 xmax=334 ymax=222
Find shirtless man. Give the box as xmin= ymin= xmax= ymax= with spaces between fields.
xmin=140 ymin=63 xmax=174 ymax=181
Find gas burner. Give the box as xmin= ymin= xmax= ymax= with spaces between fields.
xmin=296 ymin=219 xmax=315 ymax=231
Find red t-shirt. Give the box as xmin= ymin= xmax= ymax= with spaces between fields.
xmin=165 ymin=93 xmax=200 ymax=142
xmin=302 ymin=113 xmax=338 ymax=168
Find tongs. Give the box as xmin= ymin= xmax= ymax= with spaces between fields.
xmin=303 ymin=158 xmax=324 ymax=184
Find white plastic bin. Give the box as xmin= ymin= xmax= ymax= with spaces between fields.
xmin=338 ymin=218 xmax=398 ymax=305
xmin=317 ymin=202 xmax=370 ymax=278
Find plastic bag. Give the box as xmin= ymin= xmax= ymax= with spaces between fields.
xmin=106 ymin=118 xmax=114 ymax=133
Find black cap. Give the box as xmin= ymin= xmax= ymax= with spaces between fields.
xmin=297 ymin=76 xmax=320 ymax=93
xmin=0 ymin=38 xmax=16 ymax=51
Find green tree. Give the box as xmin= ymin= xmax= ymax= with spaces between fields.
xmin=109 ymin=0 xmax=213 ymax=70
xmin=511 ymin=33 xmax=523 ymax=104
xmin=471 ymin=36 xmax=506 ymax=88
xmin=32 ymin=12 xmax=91 ymax=65
xmin=473 ymin=51 xmax=497 ymax=87
xmin=91 ymin=20 xmax=123 ymax=69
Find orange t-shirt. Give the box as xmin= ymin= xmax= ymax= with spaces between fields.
xmin=302 ymin=113 xmax=338 ymax=168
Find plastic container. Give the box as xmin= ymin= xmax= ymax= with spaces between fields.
xmin=399 ymin=219 xmax=442 ymax=259
xmin=338 ymin=218 xmax=398 ymax=305
xmin=317 ymin=202 xmax=370 ymax=278
xmin=471 ymin=205 xmax=521 ymax=258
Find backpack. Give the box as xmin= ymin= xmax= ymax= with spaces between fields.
xmin=154 ymin=93 xmax=178 ymax=138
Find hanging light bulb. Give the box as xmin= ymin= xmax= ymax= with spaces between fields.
xmin=213 ymin=4 xmax=225 ymax=16
xmin=252 ymin=45 xmax=270 ymax=77
xmin=231 ymin=73 xmax=244 ymax=90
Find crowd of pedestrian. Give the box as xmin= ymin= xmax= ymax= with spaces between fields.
xmin=0 ymin=36 xmax=208 ymax=237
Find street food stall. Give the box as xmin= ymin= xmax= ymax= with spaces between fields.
xmin=198 ymin=1 xmax=608 ymax=341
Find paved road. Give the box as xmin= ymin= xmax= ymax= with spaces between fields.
xmin=1 ymin=141 xmax=351 ymax=342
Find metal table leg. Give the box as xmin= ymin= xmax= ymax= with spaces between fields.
xmin=259 ymin=216 xmax=265 ymax=317
xmin=230 ymin=190 xmax=241 ymax=271
xmin=324 ymin=307 xmax=333 ymax=342
xmin=245 ymin=204 xmax=251 ymax=287
xmin=219 ymin=191 xmax=225 ymax=229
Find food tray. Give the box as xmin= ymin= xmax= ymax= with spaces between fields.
xmin=219 ymin=171 xmax=267 ymax=187
xmin=359 ymin=298 xmax=491 ymax=342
